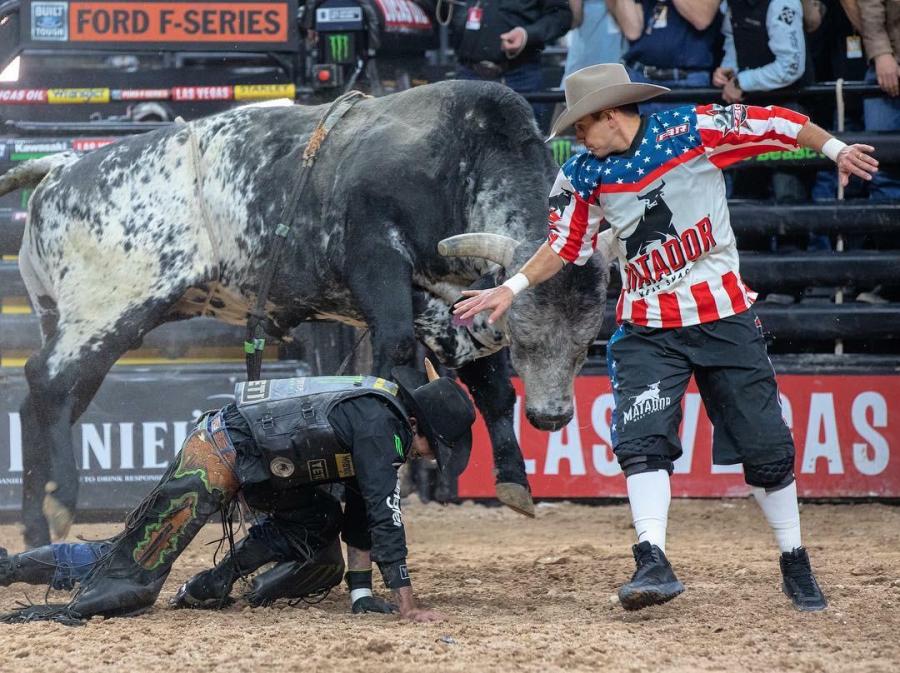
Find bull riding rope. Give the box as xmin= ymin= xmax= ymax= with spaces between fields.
xmin=244 ymin=90 xmax=371 ymax=381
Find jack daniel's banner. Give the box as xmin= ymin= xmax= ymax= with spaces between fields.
xmin=0 ymin=363 xmax=306 ymax=511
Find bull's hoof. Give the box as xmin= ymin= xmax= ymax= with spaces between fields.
xmin=42 ymin=482 xmax=74 ymax=541
xmin=496 ymin=482 xmax=535 ymax=518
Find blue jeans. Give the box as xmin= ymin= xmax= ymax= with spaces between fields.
xmin=457 ymin=61 xmax=548 ymax=129
xmin=863 ymin=66 xmax=900 ymax=201
xmin=625 ymin=66 xmax=711 ymax=115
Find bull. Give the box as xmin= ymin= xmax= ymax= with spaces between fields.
xmin=0 ymin=81 xmax=610 ymax=547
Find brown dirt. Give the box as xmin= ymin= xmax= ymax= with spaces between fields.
xmin=1 ymin=499 xmax=898 ymax=673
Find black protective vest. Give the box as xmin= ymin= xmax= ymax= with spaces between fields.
xmin=234 ymin=376 xmax=409 ymax=489
xmin=730 ymin=0 xmax=774 ymax=71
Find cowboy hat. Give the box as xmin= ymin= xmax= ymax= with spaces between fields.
xmin=391 ymin=362 xmax=476 ymax=478
xmin=548 ymin=63 xmax=670 ymax=140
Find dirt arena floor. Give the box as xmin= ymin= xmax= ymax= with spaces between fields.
xmin=0 ymin=499 xmax=898 ymax=673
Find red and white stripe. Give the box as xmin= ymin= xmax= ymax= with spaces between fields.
xmin=696 ymin=104 xmax=808 ymax=169
xmin=616 ymin=271 xmax=757 ymax=328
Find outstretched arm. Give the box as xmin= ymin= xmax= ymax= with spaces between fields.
xmin=696 ymin=104 xmax=879 ymax=186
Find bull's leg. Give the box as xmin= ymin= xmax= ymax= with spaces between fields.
xmin=344 ymin=243 xmax=416 ymax=376
xmin=457 ymin=349 xmax=535 ymax=517
xmin=20 ymin=296 xmax=183 ymax=547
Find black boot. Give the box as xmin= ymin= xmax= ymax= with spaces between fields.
xmin=0 ymin=546 xmax=57 ymax=587
xmin=780 ymin=547 xmax=827 ymax=611
xmin=0 ymin=430 xmax=239 ymax=623
xmin=171 ymin=533 xmax=279 ymax=609
xmin=246 ymin=538 xmax=345 ymax=607
xmin=618 ymin=541 xmax=685 ymax=611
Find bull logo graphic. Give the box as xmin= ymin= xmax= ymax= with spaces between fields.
xmin=632 ymin=381 xmax=661 ymax=405
xmin=709 ymin=103 xmax=751 ymax=136
xmin=548 ymin=187 xmax=574 ymax=217
xmin=620 ymin=181 xmax=678 ymax=259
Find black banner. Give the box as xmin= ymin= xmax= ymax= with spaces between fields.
xmin=0 ymin=362 xmax=308 ymax=511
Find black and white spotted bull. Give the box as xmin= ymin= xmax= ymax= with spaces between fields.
xmin=0 ymin=81 xmax=610 ymax=546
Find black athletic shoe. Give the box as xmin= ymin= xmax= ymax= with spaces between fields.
xmin=618 ymin=541 xmax=685 ymax=611
xmin=780 ymin=547 xmax=827 ymax=611
xmin=0 ymin=547 xmax=11 ymax=587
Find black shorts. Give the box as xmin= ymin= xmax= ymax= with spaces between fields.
xmin=606 ymin=308 xmax=795 ymax=467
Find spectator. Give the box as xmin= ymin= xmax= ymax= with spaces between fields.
xmin=564 ymin=0 xmax=627 ymax=78
xmin=451 ymin=0 xmax=573 ymax=126
xmin=714 ymin=0 xmax=810 ymax=207
xmin=608 ymin=0 xmax=721 ymax=110
xmin=859 ymin=0 xmax=900 ymax=200
xmin=714 ymin=0 xmax=807 ymax=103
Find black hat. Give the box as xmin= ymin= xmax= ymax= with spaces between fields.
xmin=391 ymin=365 xmax=476 ymax=478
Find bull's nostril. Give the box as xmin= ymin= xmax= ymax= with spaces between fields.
xmin=525 ymin=410 xmax=572 ymax=432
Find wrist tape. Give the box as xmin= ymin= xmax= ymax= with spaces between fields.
xmin=502 ymin=272 xmax=530 ymax=296
xmin=345 ymin=569 xmax=373 ymax=603
xmin=822 ymin=138 xmax=848 ymax=162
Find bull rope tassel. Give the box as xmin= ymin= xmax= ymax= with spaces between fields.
xmin=245 ymin=91 xmax=371 ymax=382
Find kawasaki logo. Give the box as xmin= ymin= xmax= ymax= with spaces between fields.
xmin=329 ymin=34 xmax=350 ymax=61
xmin=551 ymin=138 xmax=572 ymax=165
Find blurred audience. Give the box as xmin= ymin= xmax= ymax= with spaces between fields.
xmin=608 ymin=0 xmax=721 ymax=111
xmin=451 ymin=0 xmax=573 ymax=126
xmin=715 ymin=0 xmax=811 ymax=209
xmin=859 ymin=0 xmax=900 ymax=200
xmin=563 ymin=0 xmax=626 ymax=78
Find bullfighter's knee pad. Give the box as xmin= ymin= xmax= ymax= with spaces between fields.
xmin=246 ymin=538 xmax=345 ymax=607
xmin=616 ymin=436 xmax=674 ymax=477
xmin=68 ymin=425 xmax=240 ymax=618
xmin=743 ymin=456 xmax=795 ymax=491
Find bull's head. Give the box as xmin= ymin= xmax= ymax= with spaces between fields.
xmin=439 ymin=233 xmax=610 ymax=431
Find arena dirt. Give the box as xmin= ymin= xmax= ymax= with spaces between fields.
xmin=1 ymin=499 xmax=898 ymax=673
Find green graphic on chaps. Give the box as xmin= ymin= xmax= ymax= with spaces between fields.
xmin=132 ymin=492 xmax=199 ymax=571
xmin=172 ymin=434 xmax=235 ymax=496
xmin=394 ymin=434 xmax=404 ymax=458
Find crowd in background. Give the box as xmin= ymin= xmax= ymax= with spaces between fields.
xmin=436 ymin=0 xmax=898 ymax=302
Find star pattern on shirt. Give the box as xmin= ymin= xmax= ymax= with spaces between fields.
xmin=563 ymin=106 xmax=701 ymax=194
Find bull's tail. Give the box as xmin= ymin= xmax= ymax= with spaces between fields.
xmin=0 ymin=152 xmax=77 ymax=197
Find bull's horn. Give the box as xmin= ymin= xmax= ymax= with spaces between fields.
xmin=438 ymin=233 xmax=519 ymax=268
xmin=424 ymin=358 xmax=440 ymax=382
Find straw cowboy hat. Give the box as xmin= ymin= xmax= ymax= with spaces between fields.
xmin=548 ymin=63 xmax=670 ymax=139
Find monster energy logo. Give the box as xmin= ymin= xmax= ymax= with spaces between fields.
xmin=551 ymin=138 xmax=573 ymax=165
xmin=329 ymin=34 xmax=351 ymax=61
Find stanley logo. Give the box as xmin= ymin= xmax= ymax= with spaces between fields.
xmin=551 ymin=138 xmax=572 ymax=165
xmin=329 ymin=33 xmax=350 ymax=61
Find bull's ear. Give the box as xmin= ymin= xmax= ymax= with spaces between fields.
xmin=438 ymin=233 xmax=519 ymax=269
xmin=592 ymin=229 xmax=617 ymax=267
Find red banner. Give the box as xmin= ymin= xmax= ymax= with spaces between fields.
xmin=459 ymin=375 xmax=900 ymax=498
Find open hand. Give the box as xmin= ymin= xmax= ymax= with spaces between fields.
xmin=453 ymin=286 xmax=513 ymax=325
xmin=836 ymin=144 xmax=879 ymax=186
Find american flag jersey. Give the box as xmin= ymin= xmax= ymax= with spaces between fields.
xmin=547 ymin=103 xmax=809 ymax=328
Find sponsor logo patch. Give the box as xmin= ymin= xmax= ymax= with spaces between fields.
xmin=623 ymin=381 xmax=671 ymax=425
xmin=31 ymin=2 xmax=68 ymax=41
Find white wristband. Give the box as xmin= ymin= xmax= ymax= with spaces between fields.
xmin=350 ymin=588 xmax=373 ymax=603
xmin=502 ymin=272 xmax=530 ymax=296
xmin=822 ymin=138 xmax=848 ymax=163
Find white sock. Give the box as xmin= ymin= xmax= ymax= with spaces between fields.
xmin=751 ymin=481 xmax=802 ymax=553
xmin=626 ymin=470 xmax=671 ymax=552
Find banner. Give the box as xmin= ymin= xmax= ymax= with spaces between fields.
xmin=459 ymin=375 xmax=900 ymax=498
xmin=21 ymin=0 xmax=298 ymax=50
xmin=0 ymin=363 xmax=307 ymax=510
xmin=0 ymin=83 xmax=295 ymax=104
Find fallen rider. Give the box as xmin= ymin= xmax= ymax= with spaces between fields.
xmin=0 ymin=363 xmax=475 ymax=623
